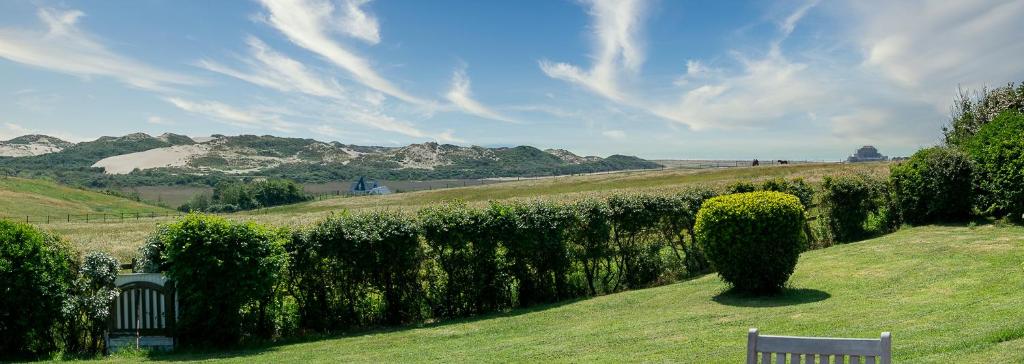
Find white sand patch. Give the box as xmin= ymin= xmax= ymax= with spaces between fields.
xmin=0 ymin=143 xmax=63 ymax=157
xmin=93 ymin=144 xmax=211 ymax=174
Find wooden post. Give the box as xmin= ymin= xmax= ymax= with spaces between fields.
xmin=880 ymin=332 xmax=892 ymax=364
xmin=747 ymin=328 xmax=758 ymax=364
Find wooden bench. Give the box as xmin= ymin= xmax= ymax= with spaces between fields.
xmin=747 ymin=328 xmax=891 ymax=364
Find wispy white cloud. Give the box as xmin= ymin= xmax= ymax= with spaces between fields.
xmin=445 ymin=65 xmax=517 ymax=123
xmin=164 ymin=97 xmax=296 ymax=132
xmin=0 ymin=122 xmax=33 ymax=140
xmin=146 ymin=116 xmax=173 ymax=125
xmin=12 ymin=89 xmax=62 ymax=113
xmin=540 ymin=0 xmax=648 ymax=102
xmin=337 ymin=0 xmax=381 ymax=45
xmin=0 ymin=8 xmax=201 ymax=92
xmin=198 ymin=36 xmax=453 ymax=140
xmin=602 ymin=129 xmax=627 ymax=139
xmin=657 ymin=51 xmax=822 ymax=130
xmin=0 ymin=121 xmax=88 ymax=142
xmin=849 ymin=0 xmax=1024 ymax=108
xmin=257 ymin=0 xmax=428 ymax=105
xmin=198 ymin=36 xmax=347 ymax=100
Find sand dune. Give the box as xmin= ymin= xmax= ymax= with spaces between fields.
xmin=92 ymin=144 xmax=210 ymax=174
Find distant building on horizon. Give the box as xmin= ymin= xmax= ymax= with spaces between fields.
xmin=350 ymin=176 xmax=392 ymax=195
xmin=847 ymin=145 xmax=889 ymax=163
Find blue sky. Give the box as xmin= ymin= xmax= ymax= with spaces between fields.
xmin=1 ymin=0 xmax=1022 ymax=160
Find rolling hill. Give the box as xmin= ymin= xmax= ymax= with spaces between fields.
xmin=0 ymin=177 xmax=170 ymax=218
xmin=0 ymin=133 xmax=662 ymax=187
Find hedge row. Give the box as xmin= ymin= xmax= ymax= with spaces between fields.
xmin=284 ymin=189 xmax=721 ymax=333
xmin=137 ymin=188 xmax=726 ymax=345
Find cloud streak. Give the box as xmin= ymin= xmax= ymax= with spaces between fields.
xmin=198 ymin=36 xmax=347 ymax=100
xmin=0 ymin=8 xmax=201 ymax=92
xmin=257 ymin=0 xmax=428 ymax=105
xmin=165 ymin=97 xmax=296 ymax=132
xmin=540 ymin=0 xmax=648 ymax=102
xmin=445 ymin=66 xmax=518 ymax=123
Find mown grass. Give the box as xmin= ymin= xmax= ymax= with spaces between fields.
xmin=89 ymin=224 xmax=1024 ymax=363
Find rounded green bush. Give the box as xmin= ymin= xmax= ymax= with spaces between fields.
xmin=890 ymin=146 xmax=974 ymax=224
xmin=0 ymin=220 xmax=77 ymax=357
xmin=695 ymin=191 xmax=806 ymax=293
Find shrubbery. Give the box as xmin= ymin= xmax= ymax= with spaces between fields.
xmin=420 ymin=202 xmax=507 ymax=317
xmin=152 ymin=214 xmax=289 ymax=347
xmin=962 ymin=110 xmax=1024 ymax=218
xmin=63 ymin=252 xmax=119 ymax=355
xmin=0 ymin=221 xmax=78 ymax=358
xmin=820 ymin=173 xmax=888 ymax=242
xmin=279 ymin=188 xmax=721 ymax=334
xmin=290 ymin=210 xmax=423 ymax=330
xmin=694 ymin=191 xmax=806 ymax=293
xmin=0 ymin=222 xmax=119 ymax=359
xmin=890 ymin=147 xmax=974 ymax=224
xmin=179 ymin=179 xmax=310 ymax=213
xmin=944 ymin=82 xmax=1024 ymax=146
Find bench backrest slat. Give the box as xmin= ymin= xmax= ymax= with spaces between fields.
xmin=747 ymin=328 xmax=891 ymax=364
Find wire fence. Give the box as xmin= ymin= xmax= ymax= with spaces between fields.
xmin=0 ymin=212 xmax=186 ymax=225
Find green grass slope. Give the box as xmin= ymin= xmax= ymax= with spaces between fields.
xmin=0 ymin=177 xmax=170 ymax=218
xmin=109 ymin=224 xmax=1024 ymax=363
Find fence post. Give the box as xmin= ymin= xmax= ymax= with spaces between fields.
xmin=67 ymin=214 xmax=71 ymax=223
xmin=86 ymin=214 xmax=89 ymax=222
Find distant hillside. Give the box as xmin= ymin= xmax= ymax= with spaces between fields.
xmin=0 ymin=177 xmax=170 ymax=217
xmin=0 ymin=133 xmax=661 ymax=186
xmin=0 ymin=134 xmax=73 ymax=157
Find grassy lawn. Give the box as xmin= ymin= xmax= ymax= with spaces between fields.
xmin=95 ymin=224 xmax=1024 ymax=363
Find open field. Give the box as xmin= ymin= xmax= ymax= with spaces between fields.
xmin=259 ymin=162 xmax=887 ymax=214
xmin=0 ymin=177 xmax=169 ymax=219
xmin=27 ymin=162 xmax=888 ymax=261
xmin=97 ymin=224 xmax=1024 ymax=363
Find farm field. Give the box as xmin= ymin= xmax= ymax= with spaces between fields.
xmin=0 ymin=177 xmax=170 ymax=219
xmin=99 ymin=224 xmax=1024 ymax=363
xmin=28 ymin=162 xmax=889 ymax=261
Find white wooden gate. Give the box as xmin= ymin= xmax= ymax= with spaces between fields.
xmin=106 ymin=273 xmax=176 ymax=351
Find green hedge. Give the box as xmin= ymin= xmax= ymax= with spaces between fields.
xmin=964 ymin=110 xmax=1024 ymax=218
xmin=0 ymin=221 xmax=77 ymax=358
xmin=156 ymin=214 xmax=289 ymax=347
xmin=890 ymin=147 xmax=974 ymax=224
xmin=694 ymin=191 xmax=806 ymax=293
xmin=279 ymin=188 xmax=719 ymax=334
xmin=820 ymin=173 xmax=888 ymax=242
xmin=0 ymin=222 xmax=120 ymax=359
xmin=291 ymin=210 xmax=423 ymax=330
